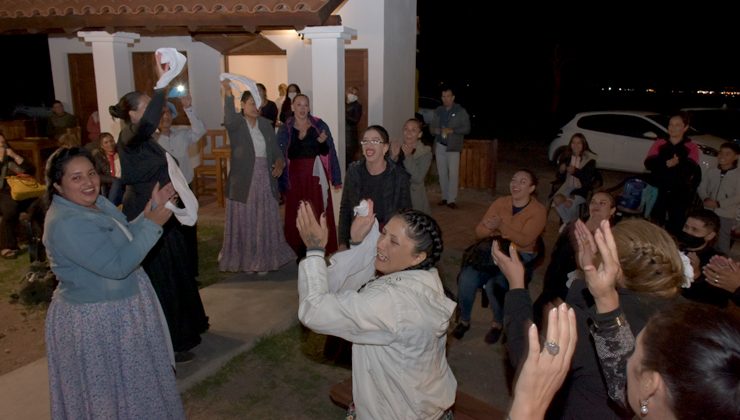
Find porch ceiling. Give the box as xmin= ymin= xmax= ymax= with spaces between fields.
xmin=0 ymin=1 xmax=344 ymax=40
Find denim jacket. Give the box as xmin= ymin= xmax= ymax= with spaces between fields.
xmin=43 ymin=194 xmax=163 ymax=303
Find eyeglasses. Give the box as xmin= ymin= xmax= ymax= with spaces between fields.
xmin=360 ymin=139 xmax=385 ymax=145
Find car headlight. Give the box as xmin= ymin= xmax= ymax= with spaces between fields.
xmin=697 ymin=143 xmax=718 ymax=157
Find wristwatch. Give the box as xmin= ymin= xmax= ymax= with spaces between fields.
xmin=589 ymin=312 xmax=627 ymax=334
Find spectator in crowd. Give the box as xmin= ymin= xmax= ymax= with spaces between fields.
xmin=644 ymin=111 xmax=701 ymax=235
xmin=453 ymin=169 xmax=546 ymax=344
xmin=47 ymin=100 xmax=78 ymax=140
xmin=338 ymin=125 xmax=410 ymax=249
xmin=257 ymin=83 xmax=279 ymax=128
xmin=430 ymin=87 xmax=470 ymax=209
xmin=698 ymin=141 xmax=740 ymax=254
xmin=275 ymin=83 xmax=288 ymax=117
xmin=86 ymin=110 xmax=101 ymax=144
xmin=345 ymin=86 xmax=363 ymax=167
xmin=278 ymin=83 xmax=301 ymax=124
xmin=390 ymin=118 xmax=433 ymax=214
xmin=551 ymin=133 xmax=598 ymax=224
xmin=0 ymin=132 xmax=34 ymax=259
xmin=219 ymin=81 xmax=294 ymax=273
xmin=92 ymin=132 xmax=123 ymax=206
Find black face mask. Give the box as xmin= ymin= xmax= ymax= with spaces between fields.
xmin=677 ymin=231 xmax=706 ymax=250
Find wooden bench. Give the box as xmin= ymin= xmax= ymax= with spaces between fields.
xmin=329 ymin=377 xmax=507 ymax=420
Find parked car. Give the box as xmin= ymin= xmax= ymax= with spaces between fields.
xmin=682 ymin=107 xmax=740 ymax=146
xmin=548 ymin=111 xmax=726 ymax=174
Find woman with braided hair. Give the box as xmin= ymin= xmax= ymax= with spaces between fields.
xmin=501 ymin=218 xmax=687 ymax=419
xmin=296 ymin=200 xmax=457 ymax=420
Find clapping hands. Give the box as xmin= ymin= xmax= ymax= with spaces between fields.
xmin=574 ymin=219 xmax=621 ymax=313
xmin=296 ymin=201 xmax=328 ymax=250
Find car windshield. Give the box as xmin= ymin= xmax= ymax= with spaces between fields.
xmin=646 ymin=114 xmax=700 ymax=136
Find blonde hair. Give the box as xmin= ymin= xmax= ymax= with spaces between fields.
xmin=58 ymin=132 xmax=81 ymax=147
xmin=612 ymin=219 xmax=683 ymax=297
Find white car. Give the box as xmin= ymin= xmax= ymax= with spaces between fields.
xmin=548 ymin=111 xmax=726 ymax=174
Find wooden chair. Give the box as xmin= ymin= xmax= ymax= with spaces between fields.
xmin=192 ymin=129 xmax=228 ymax=198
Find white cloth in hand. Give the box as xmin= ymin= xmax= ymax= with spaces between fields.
xmin=219 ymin=73 xmax=262 ymax=109
xmin=154 ymin=48 xmax=187 ymax=90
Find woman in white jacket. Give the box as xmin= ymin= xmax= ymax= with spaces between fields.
xmin=296 ymin=200 xmax=457 ymax=419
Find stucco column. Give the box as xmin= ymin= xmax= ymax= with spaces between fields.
xmin=77 ymin=31 xmax=140 ymax=140
xmin=299 ymin=26 xmax=357 ymax=175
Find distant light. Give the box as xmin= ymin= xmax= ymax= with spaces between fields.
xmin=646 ymin=88 xmax=656 ymax=94
xmin=608 ymin=87 xmax=612 ymax=91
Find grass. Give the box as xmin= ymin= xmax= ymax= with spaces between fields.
xmin=183 ymin=326 xmax=350 ymax=419
xmin=1 ymin=253 xmax=29 ymax=299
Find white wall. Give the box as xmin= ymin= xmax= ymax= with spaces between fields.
xmin=48 ymin=35 xmax=224 ymax=130
xmin=227 ymin=55 xmax=288 ymax=100
xmin=263 ymin=0 xmax=417 ymax=140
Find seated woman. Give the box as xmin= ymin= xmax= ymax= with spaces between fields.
xmin=533 ymin=191 xmax=616 ymax=324
xmin=499 ymin=219 xmax=687 ymax=419
xmin=92 ymin=132 xmax=123 ymax=206
xmin=390 ymin=118 xmax=433 ymax=214
xmin=296 ymin=200 xmax=457 ymax=419
xmin=0 ymin=133 xmax=34 ymax=259
xmin=579 ymin=222 xmax=739 ymax=419
xmin=338 ymin=125 xmax=411 ymax=248
xmin=551 ymin=133 xmax=598 ymax=224
xmin=453 ymin=169 xmax=546 ymax=344
xmin=43 ymin=147 xmax=184 ymax=418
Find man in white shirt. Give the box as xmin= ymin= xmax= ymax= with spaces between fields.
xmin=156 ymin=95 xmax=207 ymax=185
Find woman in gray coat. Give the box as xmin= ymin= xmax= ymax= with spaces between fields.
xmin=219 ymin=81 xmax=295 ymax=273
xmin=391 ymin=118 xmax=432 ymax=214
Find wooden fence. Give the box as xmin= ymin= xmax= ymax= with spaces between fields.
xmin=459 ymin=139 xmax=498 ymax=193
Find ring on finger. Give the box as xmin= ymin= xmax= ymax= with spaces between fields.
xmin=544 ymin=341 xmax=560 ymax=356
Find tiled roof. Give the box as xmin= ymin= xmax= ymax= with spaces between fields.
xmin=0 ymin=0 xmax=344 ymax=35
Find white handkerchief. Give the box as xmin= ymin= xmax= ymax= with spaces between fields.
xmin=165 ymin=153 xmax=199 ymax=226
xmin=219 ymin=72 xmax=262 ymax=109
xmin=155 ymin=48 xmax=187 ymax=90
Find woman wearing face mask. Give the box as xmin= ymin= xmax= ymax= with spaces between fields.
xmin=338 ymin=125 xmax=411 ymax=249
xmin=296 ymin=200 xmax=457 ymax=419
xmin=278 ymin=83 xmax=301 ymax=124
xmin=345 ymin=86 xmax=363 ymax=167
xmin=110 ymin=52 xmax=208 ymax=363
xmin=390 ymin=118 xmax=433 ymax=214
xmin=277 ymin=93 xmax=342 ymax=258
xmin=577 ymin=222 xmax=739 ymax=420
xmin=218 ymin=81 xmax=294 ymax=273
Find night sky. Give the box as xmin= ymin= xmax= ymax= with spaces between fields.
xmin=416 ymin=3 xmax=740 ymax=139
xmin=2 ymin=4 xmax=740 ymax=142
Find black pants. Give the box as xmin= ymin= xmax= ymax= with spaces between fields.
xmin=0 ymin=190 xmax=32 ymax=250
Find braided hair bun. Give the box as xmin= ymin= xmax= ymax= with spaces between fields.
xmin=393 ymin=208 xmax=444 ymax=271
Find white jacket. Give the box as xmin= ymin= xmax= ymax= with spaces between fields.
xmin=698 ymin=165 xmax=740 ymax=219
xmin=298 ymin=222 xmax=457 ymax=419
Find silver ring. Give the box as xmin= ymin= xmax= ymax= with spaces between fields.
xmin=545 ymin=341 xmax=560 ymax=356
xmin=714 ymin=278 xmax=720 ymax=284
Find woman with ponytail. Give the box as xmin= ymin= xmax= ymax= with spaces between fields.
xmin=109 ymin=53 xmax=208 ymax=363
xmin=296 ymin=200 xmax=457 ymax=419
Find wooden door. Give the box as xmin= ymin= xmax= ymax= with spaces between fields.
xmin=132 ymin=52 xmax=190 ymax=125
xmin=68 ymin=53 xmax=97 ymax=145
xmin=345 ymin=49 xmax=368 ymax=135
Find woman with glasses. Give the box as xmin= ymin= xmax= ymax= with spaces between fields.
xmin=338 ymin=125 xmax=411 ymax=249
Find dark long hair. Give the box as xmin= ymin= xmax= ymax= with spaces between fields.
xmin=393 ymin=209 xmax=444 ymax=271
xmin=45 ymin=147 xmax=95 ymax=202
xmin=640 ymin=303 xmax=740 ymax=419
xmin=109 ymin=91 xmax=146 ymax=123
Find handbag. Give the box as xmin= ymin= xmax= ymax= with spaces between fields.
xmin=461 ymin=236 xmax=512 ymax=274
xmin=6 ymin=175 xmax=46 ymax=201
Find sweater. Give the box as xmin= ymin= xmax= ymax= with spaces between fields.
xmin=475 ymin=196 xmax=546 ymax=253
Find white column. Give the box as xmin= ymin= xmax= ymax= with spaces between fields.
xmin=77 ymin=31 xmax=140 ymax=140
xmin=299 ymin=26 xmax=357 ymax=175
